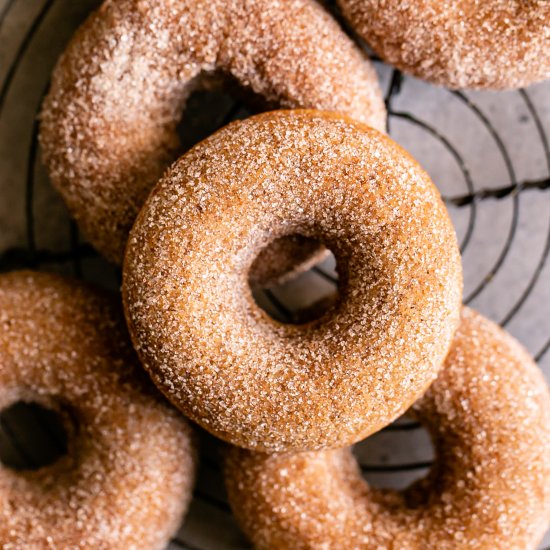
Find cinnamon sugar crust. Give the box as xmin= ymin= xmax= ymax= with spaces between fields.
xmin=0 ymin=271 xmax=196 ymax=550
xmin=122 ymin=110 xmax=463 ymax=453
xmin=225 ymin=308 xmax=550 ymax=549
xmin=338 ymin=0 xmax=550 ymax=89
xmin=39 ymin=0 xmax=385 ymax=284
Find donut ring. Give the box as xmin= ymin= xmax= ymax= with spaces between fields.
xmin=39 ymin=0 xmax=386 ymax=285
xmin=122 ymin=110 xmax=462 ymax=452
xmin=0 ymin=271 xmax=196 ymax=549
xmin=225 ymin=308 xmax=550 ymax=549
xmin=337 ymin=0 xmax=550 ymax=89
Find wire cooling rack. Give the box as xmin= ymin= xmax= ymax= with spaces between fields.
xmin=1 ymin=1 xmax=549 ymax=548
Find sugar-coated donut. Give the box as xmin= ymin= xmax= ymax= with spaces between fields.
xmin=337 ymin=0 xmax=550 ymax=89
xmin=39 ymin=0 xmax=386 ymax=285
xmin=225 ymin=308 xmax=550 ymax=549
xmin=0 ymin=271 xmax=196 ymax=550
xmin=122 ymin=110 xmax=462 ymax=453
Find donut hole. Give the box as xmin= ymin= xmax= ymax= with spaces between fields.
xmin=249 ymin=238 xmax=340 ymax=324
xmin=0 ymin=401 xmax=70 ymax=471
xmin=176 ymin=73 xmax=264 ymax=153
xmin=353 ymin=415 xmax=434 ymax=492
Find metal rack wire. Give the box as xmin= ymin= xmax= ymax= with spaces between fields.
xmin=1 ymin=1 xmax=549 ymax=548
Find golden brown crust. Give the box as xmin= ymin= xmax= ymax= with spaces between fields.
xmin=39 ymin=0 xmax=385 ymax=284
xmin=338 ymin=0 xmax=550 ymax=90
xmin=0 ymin=271 xmax=196 ymax=550
xmin=225 ymin=308 xmax=550 ymax=549
xmin=122 ymin=110 xmax=463 ymax=453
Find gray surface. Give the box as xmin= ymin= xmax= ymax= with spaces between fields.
xmin=0 ymin=1 xmax=549 ymax=548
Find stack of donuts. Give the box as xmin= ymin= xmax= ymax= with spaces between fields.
xmin=1 ymin=0 xmax=549 ymax=548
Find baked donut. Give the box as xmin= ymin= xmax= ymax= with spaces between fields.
xmin=225 ymin=308 xmax=550 ymax=549
xmin=39 ymin=0 xmax=386 ymax=285
xmin=337 ymin=0 xmax=550 ymax=89
xmin=0 ymin=271 xmax=196 ymax=549
xmin=122 ymin=110 xmax=463 ymax=453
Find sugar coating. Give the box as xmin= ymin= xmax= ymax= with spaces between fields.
xmin=39 ymin=0 xmax=385 ymax=284
xmin=0 ymin=271 xmax=196 ymax=550
xmin=122 ymin=110 xmax=463 ymax=453
xmin=338 ymin=0 xmax=550 ymax=90
xmin=225 ymin=308 xmax=550 ymax=549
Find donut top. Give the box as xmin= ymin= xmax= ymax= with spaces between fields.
xmin=338 ymin=0 xmax=550 ymax=89
xmin=0 ymin=271 xmax=195 ymax=549
xmin=39 ymin=0 xmax=386 ymax=264
xmin=123 ymin=110 xmax=462 ymax=452
xmin=225 ymin=309 xmax=550 ymax=549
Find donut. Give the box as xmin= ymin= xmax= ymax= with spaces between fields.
xmin=337 ymin=0 xmax=550 ymax=89
xmin=122 ymin=109 xmax=463 ymax=453
xmin=0 ymin=271 xmax=196 ymax=549
xmin=225 ymin=308 xmax=550 ymax=549
xmin=39 ymin=0 xmax=386 ymax=285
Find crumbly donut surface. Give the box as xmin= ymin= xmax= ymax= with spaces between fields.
xmin=39 ymin=0 xmax=385 ymax=282
xmin=225 ymin=308 xmax=550 ymax=549
xmin=123 ymin=110 xmax=463 ymax=453
xmin=338 ymin=0 xmax=550 ymax=89
xmin=0 ymin=271 xmax=196 ymax=550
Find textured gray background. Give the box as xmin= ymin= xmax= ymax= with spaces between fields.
xmin=1 ymin=1 xmax=549 ymax=548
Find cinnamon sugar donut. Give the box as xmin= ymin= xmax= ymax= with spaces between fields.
xmin=39 ymin=0 xmax=386 ymax=285
xmin=225 ymin=308 xmax=550 ymax=549
xmin=122 ymin=110 xmax=462 ymax=453
xmin=338 ymin=0 xmax=550 ymax=89
xmin=0 ymin=271 xmax=196 ymax=549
